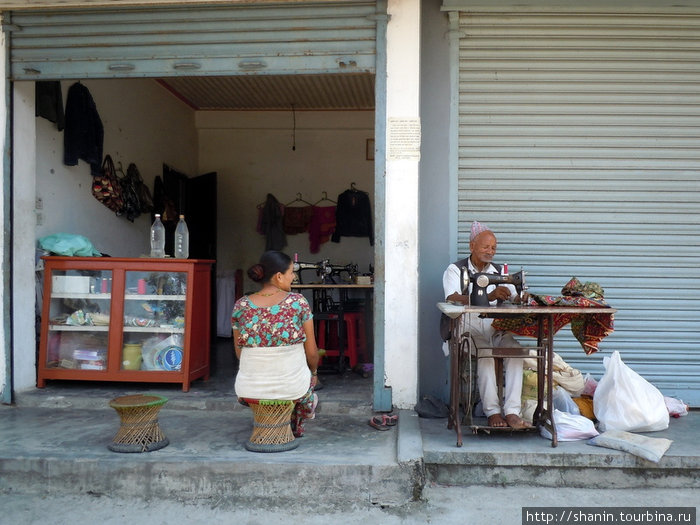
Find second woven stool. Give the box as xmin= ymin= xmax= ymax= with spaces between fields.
xmin=244 ymin=399 xmax=299 ymax=452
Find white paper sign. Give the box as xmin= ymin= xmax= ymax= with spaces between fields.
xmin=388 ymin=117 xmax=421 ymax=161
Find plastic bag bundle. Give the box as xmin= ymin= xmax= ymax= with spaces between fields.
xmin=540 ymin=409 xmax=599 ymax=441
xmin=593 ymin=351 xmax=669 ymax=432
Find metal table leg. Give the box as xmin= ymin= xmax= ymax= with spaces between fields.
xmin=447 ymin=315 xmax=463 ymax=447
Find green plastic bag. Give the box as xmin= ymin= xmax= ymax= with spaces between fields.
xmin=38 ymin=233 xmax=101 ymax=257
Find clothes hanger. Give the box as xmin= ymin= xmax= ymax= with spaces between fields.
xmin=313 ymin=191 xmax=336 ymax=205
xmin=285 ymin=193 xmax=313 ymax=207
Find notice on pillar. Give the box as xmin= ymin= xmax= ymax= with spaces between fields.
xmin=387 ymin=117 xmax=421 ymax=161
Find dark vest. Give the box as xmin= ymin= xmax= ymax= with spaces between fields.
xmin=439 ymin=257 xmax=502 ymax=342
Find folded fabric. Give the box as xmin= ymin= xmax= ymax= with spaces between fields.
xmin=492 ymin=277 xmax=614 ymax=355
xmin=588 ymin=430 xmax=673 ymax=463
xmin=39 ymin=233 xmax=101 ymax=257
xmin=523 ymin=350 xmax=585 ymax=396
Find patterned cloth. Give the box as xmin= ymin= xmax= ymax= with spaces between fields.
xmin=283 ymin=205 xmax=314 ymax=235
xmin=491 ymin=277 xmax=614 ymax=355
xmin=231 ymin=293 xmax=312 ymax=348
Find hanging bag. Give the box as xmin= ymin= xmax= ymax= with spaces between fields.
xmin=127 ymin=163 xmax=154 ymax=215
xmin=119 ymin=162 xmax=142 ymax=222
xmin=91 ymin=154 xmax=125 ymax=215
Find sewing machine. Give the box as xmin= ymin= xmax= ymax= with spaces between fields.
xmin=293 ymin=260 xmax=331 ymax=284
xmin=328 ymin=262 xmax=358 ymax=283
xmin=461 ymin=267 xmax=527 ymax=306
xmin=293 ymin=259 xmax=359 ymax=284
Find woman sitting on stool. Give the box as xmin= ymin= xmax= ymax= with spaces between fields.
xmin=232 ymin=250 xmax=320 ymax=437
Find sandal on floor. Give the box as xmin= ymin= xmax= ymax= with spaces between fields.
xmin=381 ymin=414 xmax=398 ymax=426
xmin=368 ymin=416 xmax=390 ymax=431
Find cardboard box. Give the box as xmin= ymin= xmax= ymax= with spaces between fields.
xmin=52 ymin=275 xmax=91 ymax=294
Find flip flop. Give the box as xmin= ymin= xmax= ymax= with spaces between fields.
xmin=368 ymin=416 xmax=390 ymax=431
xmin=381 ymin=414 xmax=398 ymax=426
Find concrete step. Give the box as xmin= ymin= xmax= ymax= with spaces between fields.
xmin=420 ymin=414 xmax=700 ymax=490
xmin=0 ymin=405 xmax=420 ymax=509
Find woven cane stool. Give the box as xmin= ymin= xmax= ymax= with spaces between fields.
xmin=108 ymin=394 xmax=169 ymax=453
xmin=244 ymin=399 xmax=298 ymax=453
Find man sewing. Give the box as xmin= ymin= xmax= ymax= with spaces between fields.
xmin=442 ymin=221 xmax=532 ymax=429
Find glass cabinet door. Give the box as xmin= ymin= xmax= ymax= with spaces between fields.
xmin=122 ymin=270 xmax=187 ymax=372
xmin=46 ymin=269 xmax=112 ymax=370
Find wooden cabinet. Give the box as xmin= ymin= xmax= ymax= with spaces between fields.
xmin=38 ymin=257 xmax=214 ymax=392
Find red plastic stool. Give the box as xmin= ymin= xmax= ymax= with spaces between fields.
xmin=317 ymin=312 xmax=363 ymax=368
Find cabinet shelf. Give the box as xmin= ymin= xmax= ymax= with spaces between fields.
xmin=52 ymin=293 xmax=111 ymax=300
xmin=38 ymin=256 xmax=214 ymax=392
xmin=123 ymin=326 xmax=185 ymax=334
xmin=124 ymin=294 xmax=186 ymax=301
xmin=49 ymin=325 xmax=109 ymax=332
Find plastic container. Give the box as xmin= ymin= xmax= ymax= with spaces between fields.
xmin=174 ymin=215 xmax=189 ymax=259
xmin=150 ymin=214 xmax=166 ymax=258
xmin=122 ymin=343 xmax=143 ymax=370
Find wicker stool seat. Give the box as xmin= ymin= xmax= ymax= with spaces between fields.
xmin=243 ymin=399 xmax=298 ymax=453
xmin=108 ymin=394 xmax=169 ymax=453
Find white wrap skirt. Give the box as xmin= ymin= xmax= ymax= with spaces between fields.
xmin=234 ymin=343 xmax=311 ymax=400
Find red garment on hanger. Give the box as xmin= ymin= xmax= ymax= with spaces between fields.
xmin=308 ymin=205 xmax=336 ymax=253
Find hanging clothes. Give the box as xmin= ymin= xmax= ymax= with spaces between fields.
xmin=260 ymin=193 xmax=287 ymax=250
xmin=308 ymin=205 xmax=336 ymax=253
xmin=331 ymin=188 xmax=373 ymax=245
xmin=35 ymin=81 xmax=65 ymax=131
xmin=283 ymin=206 xmax=314 ymax=235
xmin=63 ymin=82 xmax=104 ymax=176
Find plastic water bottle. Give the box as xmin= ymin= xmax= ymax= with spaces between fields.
xmin=150 ymin=214 xmax=166 ymax=258
xmin=174 ymin=215 xmax=189 ymax=259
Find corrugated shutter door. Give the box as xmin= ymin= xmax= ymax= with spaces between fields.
xmin=457 ymin=10 xmax=700 ymax=404
xmin=9 ymin=2 xmax=377 ymax=79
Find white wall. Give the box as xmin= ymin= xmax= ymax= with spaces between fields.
xmin=35 ymin=79 xmax=197 ymax=255
xmin=196 ymin=110 xmax=375 ymax=293
xmin=12 ymin=78 xmax=197 ymax=392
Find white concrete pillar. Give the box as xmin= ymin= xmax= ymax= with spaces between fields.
xmin=383 ymin=0 xmax=420 ymax=408
xmin=12 ymin=81 xmax=37 ymax=392
xmin=0 ymin=22 xmax=7 ymax=400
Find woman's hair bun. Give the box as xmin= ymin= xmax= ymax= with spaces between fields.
xmin=247 ymin=264 xmax=265 ymax=282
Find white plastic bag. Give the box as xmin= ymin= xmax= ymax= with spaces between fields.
xmin=664 ymin=396 xmax=689 ymax=418
xmin=552 ymin=386 xmax=581 ymax=415
xmin=540 ymin=409 xmax=599 ymax=441
xmin=593 ymin=351 xmax=669 ymax=432
xmin=582 ymin=373 xmax=598 ymax=397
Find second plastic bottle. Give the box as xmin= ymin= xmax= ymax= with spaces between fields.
xmin=174 ymin=215 xmax=189 ymax=259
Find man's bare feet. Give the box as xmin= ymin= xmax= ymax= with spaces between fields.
xmin=505 ymin=414 xmax=533 ymax=429
xmin=487 ymin=413 xmax=508 ymax=427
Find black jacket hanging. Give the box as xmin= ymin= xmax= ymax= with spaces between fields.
xmin=331 ymin=189 xmax=373 ymax=245
xmin=63 ymin=82 xmax=104 ymax=176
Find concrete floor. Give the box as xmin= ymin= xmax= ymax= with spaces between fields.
xmin=2 ymin=338 xmax=698 ymax=508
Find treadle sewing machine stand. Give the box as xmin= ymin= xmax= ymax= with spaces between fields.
xmin=439 ymin=303 xmax=616 ymax=448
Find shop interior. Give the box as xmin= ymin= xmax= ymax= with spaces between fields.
xmin=32 ymin=73 xmax=376 ymax=401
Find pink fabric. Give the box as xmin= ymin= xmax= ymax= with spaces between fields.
xmin=308 ymin=205 xmax=336 ymax=253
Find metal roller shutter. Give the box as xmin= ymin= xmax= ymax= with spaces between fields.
xmin=456 ymin=9 xmax=700 ymax=404
xmin=8 ymin=1 xmax=377 ymax=80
